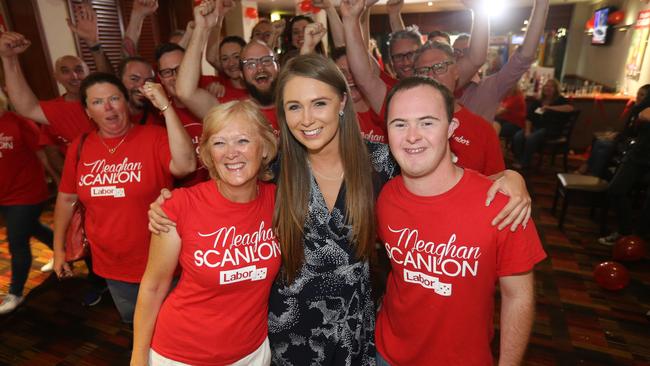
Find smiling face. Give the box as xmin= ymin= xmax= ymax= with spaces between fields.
xmin=84 ymin=82 xmax=131 ymax=138
xmin=208 ymin=115 xmax=267 ymax=193
xmin=241 ymin=42 xmax=278 ymax=105
xmin=54 ymin=56 xmax=89 ymax=95
xmin=282 ymin=76 xmax=345 ymax=155
xmin=291 ymin=19 xmax=310 ymax=49
xmin=390 ymin=38 xmax=419 ymax=79
xmin=219 ymin=42 xmax=243 ymax=81
xmin=414 ymin=48 xmax=459 ymax=94
xmin=121 ymin=60 xmax=155 ymax=109
xmin=158 ymin=50 xmax=183 ymax=97
xmin=387 ymin=85 xmax=457 ymax=181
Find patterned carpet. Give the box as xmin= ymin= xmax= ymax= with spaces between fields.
xmin=0 ymin=156 xmax=648 ymax=366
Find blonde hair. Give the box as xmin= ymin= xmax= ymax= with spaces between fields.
xmin=198 ymin=100 xmax=278 ymax=182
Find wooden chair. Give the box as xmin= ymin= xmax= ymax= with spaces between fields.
xmin=552 ymin=172 xmax=609 ymax=234
xmin=537 ymin=110 xmax=581 ymax=172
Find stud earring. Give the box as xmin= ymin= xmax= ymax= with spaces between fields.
xmin=338 ymin=110 xmax=344 ymax=117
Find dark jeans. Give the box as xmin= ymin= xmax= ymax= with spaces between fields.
xmin=0 ymin=203 xmax=53 ymax=296
xmin=497 ymin=119 xmax=522 ymax=140
xmin=608 ymin=157 xmax=650 ymax=235
xmin=512 ymin=128 xmax=547 ymax=167
xmin=587 ymin=139 xmax=616 ymax=179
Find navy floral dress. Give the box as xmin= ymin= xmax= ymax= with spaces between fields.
xmin=268 ymin=142 xmax=397 ymax=366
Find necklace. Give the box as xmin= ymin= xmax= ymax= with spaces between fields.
xmin=311 ymin=166 xmax=344 ymax=180
xmin=98 ymin=133 xmax=128 ymax=154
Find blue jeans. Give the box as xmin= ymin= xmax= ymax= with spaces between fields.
xmin=587 ymin=139 xmax=616 ymax=179
xmin=512 ymin=128 xmax=547 ymax=168
xmin=105 ymin=279 xmax=140 ymax=323
xmin=376 ymin=352 xmax=391 ymax=366
xmin=0 ymin=203 xmax=53 ymax=296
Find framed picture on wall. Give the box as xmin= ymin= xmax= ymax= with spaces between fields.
xmin=626 ymin=9 xmax=650 ymax=80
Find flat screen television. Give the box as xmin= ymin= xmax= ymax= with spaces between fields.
xmin=592 ymin=7 xmax=611 ymax=45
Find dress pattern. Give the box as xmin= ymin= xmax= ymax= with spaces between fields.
xmin=268 ymin=142 xmax=396 ymax=366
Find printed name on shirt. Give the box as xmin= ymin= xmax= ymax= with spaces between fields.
xmin=453 ymin=134 xmax=470 ymax=146
xmin=362 ymin=130 xmax=386 ymax=143
xmin=385 ymin=226 xmax=482 ymax=293
xmin=194 ymin=220 xmax=281 ymax=284
xmin=79 ymin=157 xmax=143 ymax=194
xmin=0 ymin=133 xmax=13 ymax=157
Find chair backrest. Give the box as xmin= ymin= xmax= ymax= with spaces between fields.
xmin=543 ymin=110 xmax=580 ymax=141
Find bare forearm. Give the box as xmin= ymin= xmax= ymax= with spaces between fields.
xmin=53 ymin=193 xmax=77 ymax=253
xmin=164 ymin=108 xmax=196 ymax=177
xmin=91 ymin=47 xmax=114 ymax=74
xmin=520 ymin=0 xmax=549 ymax=58
xmin=327 ymin=7 xmax=346 ymax=48
xmin=458 ymin=10 xmax=488 ymax=87
xmin=123 ymin=13 xmax=146 ymax=56
xmin=177 ymin=26 xmax=209 ymax=102
xmin=205 ymin=18 xmax=224 ymax=68
xmin=132 ymin=278 xmax=171 ymax=365
xmin=499 ymin=274 xmax=535 ymax=366
xmin=1 ymin=56 xmax=48 ymax=124
xmin=361 ymin=9 xmax=371 ymax=49
xmin=388 ymin=11 xmax=405 ymax=32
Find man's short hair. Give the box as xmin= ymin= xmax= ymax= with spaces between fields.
xmin=413 ymin=40 xmax=455 ymax=66
xmin=427 ymin=30 xmax=451 ymax=44
xmin=117 ymin=56 xmax=151 ymax=78
xmin=387 ymin=26 xmax=423 ymax=57
xmin=154 ymin=42 xmax=185 ymax=62
xmin=220 ymin=35 xmax=247 ymax=50
xmin=330 ymin=46 xmax=347 ymax=62
xmin=385 ymin=76 xmax=455 ymax=124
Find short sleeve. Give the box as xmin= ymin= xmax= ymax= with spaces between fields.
xmin=59 ymin=136 xmax=83 ymax=194
xmin=161 ymin=187 xmax=189 ymax=231
xmin=152 ymin=126 xmax=172 ymax=176
xmin=483 ymin=127 xmax=506 ymax=176
xmin=496 ymin=220 xmax=547 ymax=277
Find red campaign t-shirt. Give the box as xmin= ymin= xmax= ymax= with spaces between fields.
xmin=199 ymin=75 xmax=250 ymax=104
xmin=260 ymin=106 xmax=280 ymax=136
xmin=357 ymin=108 xmax=387 ymax=143
xmin=0 ymin=112 xmax=49 ymax=205
xmin=172 ymin=104 xmax=209 ymax=187
xmin=452 ymin=106 xmax=505 ymax=176
xmin=152 ymin=180 xmax=281 ymax=366
xmin=59 ymin=125 xmax=173 ymax=282
xmin=376 ymin=170 xmax=546 ymax=366
xmin=39 ymin=99 xmax=94 ymax=152
xmin=496 ymin=93 xmax=526 ymax=129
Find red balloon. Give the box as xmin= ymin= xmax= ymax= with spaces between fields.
xmin=245 ymin=7 xmax=258 ymax=19
xmin=299 ymin=0 xmax=312 ymax=13
xmin=586 ymin=17 xmax=595 ymax=30
xmin=608 ymin=11 xmax=625 ymax=25
xmin=593 ymin=261 xmax=630 ymax=291
xmin=613 ymin=235 xmax=646 ymax=261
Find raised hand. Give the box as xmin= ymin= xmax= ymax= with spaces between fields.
xmin=132 ymin=0 xmax=159 ymax=17
xmin=365 ymin=0 xmax=380 ymax=8
xmin=194 ymin=0 xmax=219 ymax=29
xmin=386 ymin=0 xmax=404 ymax=14
xmin=303 ymin=22 xmax=327 ymax=51
xmin=272 ymin=19 xmax=286 ymax=36
xmin=67 ymin=1 xmax=99 ymax=46
xmin=205 ymin=81 xmax=226 ymax=98
xmin=340 ymin=0 xmax=365 ymax=19
xmin=140 ymin=82 xmax=171 ymax=111
xmin=0 ymin=32 xmax=31 ymax=58
xmin=218 ymin=0 xmax=235 ymax=17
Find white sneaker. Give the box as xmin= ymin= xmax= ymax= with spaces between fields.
xmin=598 ymin=232 xmax=621 ymax=246
xmin=40 ymin=258 xmax=54 ymax=272
xmin=0 ymin=294 xmax=24 ymax=315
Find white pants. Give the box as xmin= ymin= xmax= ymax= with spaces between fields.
xmin=149 ymin=337 xmax=271 ymax=366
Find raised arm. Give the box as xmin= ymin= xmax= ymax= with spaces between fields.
xmin=177 ymin=21 xmax=196 ymax=49
xmin=313 ymin=0 xmax=346 ymax=48
xmin=131 ymin=228 xmax=181 ymax=366
xmin=300 ymin=22 xmax=328 ymax=55
xmin=67 ymin=1 xmax=113 ymax=73
xmin=205 ymin=0 xmax=234 ymax=68
xmin=176 ymin=0 xmax=220 ymax=119
xmin=386 ymin=0 xmax=405 ymax=32
xmin=498 ymin=272 xmax=535 ymax=366
xmin=270 ymin=19 xmax=286 ymax=50
xmin=456 ymin=0 xmax=489 ymax=88
xmin=0 ymin=32 xmax=48 ymax=124
xmin=141 ymin=82 xmax=196 ymax=177
xmin=341 ymin=0 xmax=387 ymax=114
xmin=122 ymin=0 xmax=158 ymax=57
xmin=520 ymin=0 xmax=550 ymax=59
xmin=361 ymin=0 xmax=380 ymax=49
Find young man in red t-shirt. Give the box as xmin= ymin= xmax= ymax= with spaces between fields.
xmin=376 ymin=77 xmax=546 ymax=366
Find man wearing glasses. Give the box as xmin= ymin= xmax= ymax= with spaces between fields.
xmin=413 ymin=41 xmax=504 ymax=176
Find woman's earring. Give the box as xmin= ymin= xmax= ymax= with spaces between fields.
xmin=338 ymin=110 xmax=344 ymax=117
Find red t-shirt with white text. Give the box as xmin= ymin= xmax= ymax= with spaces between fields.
xmin=376 ymin=170 xmax=546 ymax=366
xmin=152 ymin=180 xmax=281 ymax=365
xmin=0 ymin=112 xmax=49 ymax=205
xmin=172 ymin=104 xmax=209 ymax=187
xmin=452 ymin=106 xmax=505 ymax=176
xmin=59 ymin=125 xmax=173 ymax=282
xmin=39 ymin=99 xmax=94 ymax=153
xmin=357 ymin=109 xmax=387 ymax=143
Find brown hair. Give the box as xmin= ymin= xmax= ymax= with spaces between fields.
xmin=199 ymin=100 xmax=278 ymax=182
xmin=274 ymin=54 xmax=376 ymax=283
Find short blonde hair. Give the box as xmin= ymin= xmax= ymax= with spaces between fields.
xmin=199 ymin=100 xmax=278 ymax=182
